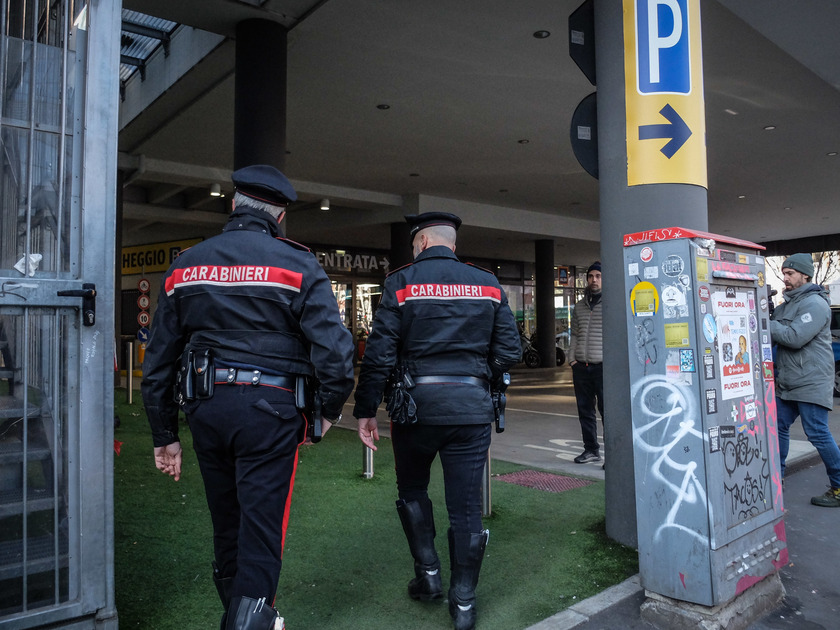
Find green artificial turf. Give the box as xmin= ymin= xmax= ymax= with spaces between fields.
xmin=113 ymin=389 xmax=637 ymax=629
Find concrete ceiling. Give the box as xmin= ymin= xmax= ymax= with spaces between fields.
xmin=118 ymin=0 xmax=840 ymax=265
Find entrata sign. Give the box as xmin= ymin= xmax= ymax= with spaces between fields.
xmin=623 ymin=0 xmax=707 ymax=187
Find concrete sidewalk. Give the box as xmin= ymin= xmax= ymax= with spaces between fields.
xmin=525 ymin=452 xmax=840 ymax=630
xmin=491 ymin=366 xmax=840 ymax=630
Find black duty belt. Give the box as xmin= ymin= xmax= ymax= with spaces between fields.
xmin=214 ymin=368 xmax=295 ymax=389
xmin=413 ymin=375 xmax=490 ymax=391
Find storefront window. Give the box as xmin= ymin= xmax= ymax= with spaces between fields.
xmin=331 ymin=281 xmax=352 ymax=330
xmin=506 ymin=282 xmax=535 ymax=336
xmin=355 ymin=283 xmax=382 ymax=338
xmin=524 ymin=283 xmax=535 ymax=334
xmin=554 ymin=288 xmax=576 ymax=350
xmin=330 ymin=280 xmax=382 ymax=362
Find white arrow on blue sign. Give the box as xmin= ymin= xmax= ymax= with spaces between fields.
xmin=137 ymin=327 xmax=150 ymax=342
xmin=636 ymin=0 xmax=691 ymax=95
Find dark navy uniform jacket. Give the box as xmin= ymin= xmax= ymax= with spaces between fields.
xmin=142 ymin=206 xmax=355 ymax=447
xmin=353 ymin=245 xmax=521 ymax=424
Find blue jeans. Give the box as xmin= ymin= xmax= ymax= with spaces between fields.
xmin=776 ymin=397 xmax=840 ymax=488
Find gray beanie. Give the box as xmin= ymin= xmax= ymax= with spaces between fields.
xmin=782 ymin=253 xmax=814 ymax=278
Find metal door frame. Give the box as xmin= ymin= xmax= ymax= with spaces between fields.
xmin=0 ymin=0 xmax=120 ymax=627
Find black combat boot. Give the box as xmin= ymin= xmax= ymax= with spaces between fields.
xmin=213 ymin=562 xmax=234 ymax=630
xmin=396 ymin=498 xmax=443 ymax=601
xmin=213 ymin=561 xmax=234 ymax=609
xmin=448 ymin=528 xmax=489 ymax=630
xmin=225 ymin=596 xmax=284 ymax=630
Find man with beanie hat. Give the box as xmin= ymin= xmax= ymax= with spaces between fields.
xmin=771 ymin=253 xmax=840 ymax=507
xmin=568 ymin=261 xmax=604 ymax=465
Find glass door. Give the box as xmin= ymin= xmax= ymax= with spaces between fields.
xmin=330 ymin=280 xmax=383 ymax=362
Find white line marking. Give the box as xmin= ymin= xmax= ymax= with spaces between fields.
xmin=506 ymin=408 xmax=579 ymax=418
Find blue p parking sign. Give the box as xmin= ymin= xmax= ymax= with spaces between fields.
xmin=636 ymin=0 xmax=690 ymax=94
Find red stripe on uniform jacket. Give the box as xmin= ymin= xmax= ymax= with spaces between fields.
xmin=165 ymin=265 xmax=303 ymax=295
xmin=395 ymin=283 xmax=501 ymax=306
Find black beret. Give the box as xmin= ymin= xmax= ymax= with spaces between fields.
xmin=405 ymin=212 xmax=462 ymax=240
xmin=231 ymin=164 xmax=297 ymax=206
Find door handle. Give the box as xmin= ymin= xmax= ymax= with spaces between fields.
xmin=57 ymin=283 xmax=96 ymax=326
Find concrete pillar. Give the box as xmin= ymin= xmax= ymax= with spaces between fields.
xmin=594 ymin=0 xmax=709 ymax=548
xmin=234 ymin=20 xmax=288 ymax=171
xmin=534 ymin=240 xmax=556 ymax=366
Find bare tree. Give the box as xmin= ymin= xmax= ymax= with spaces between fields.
xmin=767 ymin=251 xmax=840 ymax=288
xmin=813 ymin=251 xmax=840 ymax=287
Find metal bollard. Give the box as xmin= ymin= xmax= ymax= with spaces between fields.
xmin=126 ymin=342 xmax=134 ymax=404
xmin=363 ymin=445 xmax=374 ymax=479
xmin=481 ymin=452 xmax=491 ymax=516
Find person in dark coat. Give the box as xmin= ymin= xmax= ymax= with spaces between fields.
xmin=141 ymin=164 xmax=355 ymax=629
xmin=353 ymin=211 xmax=521 ymax=630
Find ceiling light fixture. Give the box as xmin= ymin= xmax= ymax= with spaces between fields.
xmin=763 ymin=125 xmax=776 ymax=130
xmin=828 ymin=151 xmax=838 ymax=156
xmin=376 ymin=104 xmax=390 ymax=110
xmin=724 ymin=109 xmax=738 ymax=116
xmin=210 ymin=183 xmax=222 ymax=197
xmin=518 ymin=139 xmax=530 ymax=144
xmin=533 ymin=30 xmax=551 ymax=39
xmin=320 ymin=198 xmax=330 ymax=211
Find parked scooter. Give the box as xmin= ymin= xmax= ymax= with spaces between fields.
xmin=520 ymin=331 xmax=540 ymax=368
xmin=520 ymin=326 xmax=568 ymax=368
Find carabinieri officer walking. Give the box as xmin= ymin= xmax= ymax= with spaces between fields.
xmin=141 ymin=164 xmax=354 ymax=630
xmin=354 ymin=211 xmax=521 ymax=630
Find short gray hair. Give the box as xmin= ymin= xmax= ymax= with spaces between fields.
xmin=421 ymin=224 xmax=457 ymax=247
xmin=234 ymin=191 xmax=285 ymax=219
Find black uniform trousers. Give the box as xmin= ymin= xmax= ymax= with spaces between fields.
xmin=186 ymin=382 xmax=305 ymax=603
xmin=391 ymin=422 xmax=492 ymax=534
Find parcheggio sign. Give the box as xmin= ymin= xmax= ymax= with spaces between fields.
xmin=122 ymin=238 xmax=203 ymax=275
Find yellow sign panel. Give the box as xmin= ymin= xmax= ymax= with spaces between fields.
xmin=623 ymin=0 xmax=707 ymax=187
xmin=630 ymin=281 xmax=659 ymax=316
xmin=665 ymin=322 xmax=691 ymax=348
xmin=122 ymin=238 xmax=203 ymax=275
xmin=695 ymin=256 xmax=708 ymax=282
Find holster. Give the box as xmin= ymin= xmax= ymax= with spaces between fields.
xmin=491 ymin=372 xmax=510 ymax=433
xmin=295 ymin=375 xmax=322 ymax=443
xmin=175 ymin=348 xmax=214 ymax=404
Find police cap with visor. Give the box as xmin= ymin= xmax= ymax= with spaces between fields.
xmin=231 ymin=164 xmax=298 ymax=207
xmin=404 ymin=212 xmax=462 ymax=242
